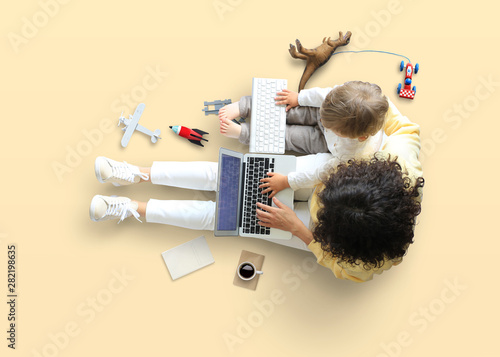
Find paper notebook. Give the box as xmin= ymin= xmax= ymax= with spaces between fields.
xmin=161 ymin=236 xmax=215 ymax=280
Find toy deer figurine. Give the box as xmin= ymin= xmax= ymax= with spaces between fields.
xmin=289 ymin=31 xmax=352 ymax=91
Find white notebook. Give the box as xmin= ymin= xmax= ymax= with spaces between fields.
xmin=161 ymin=236 xmax=215 ymax=280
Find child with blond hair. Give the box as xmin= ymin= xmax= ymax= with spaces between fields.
xmin=219 ymin=81 xmax=391 ymax=196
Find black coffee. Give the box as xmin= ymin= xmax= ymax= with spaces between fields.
xmin=239 ymin=263 xmax=255 ymax=278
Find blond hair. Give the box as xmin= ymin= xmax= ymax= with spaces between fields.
xmin=320 ymin=81 xmax=389 ymax=138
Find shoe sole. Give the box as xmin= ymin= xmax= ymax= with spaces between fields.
xmin=89 ymin=195 xmax=102 ymax=222
xmin=95 ymin=157 xmax=106 ymax=184
xmin=95 ymin=157 xmax=121 ymax=186
xmin=89 ymin=195 xmax=135 ymax=223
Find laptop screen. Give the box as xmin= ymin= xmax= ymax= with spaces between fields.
xmin=217 ymin=153 xmax=241 ymax=231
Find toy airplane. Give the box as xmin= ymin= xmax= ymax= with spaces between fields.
xmin=169 ymin=125 xmax=208 ymax=147
xmin=118 ymin=103 xmax=161 ymax=147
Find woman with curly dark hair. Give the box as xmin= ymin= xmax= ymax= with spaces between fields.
xmin=314 ymin=156 xmax=423 ymax=266
xmin=256 ymin=101 xmax=424 ymax=282
xmin=307 ymin=155 xmax=424 ymax=280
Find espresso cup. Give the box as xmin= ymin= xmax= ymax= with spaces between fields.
xmin=237 ymin=262 xmax=263 ymax=281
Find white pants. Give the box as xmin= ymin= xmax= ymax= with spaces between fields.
xmin=145 ymin=153 xmax=332 ymax=251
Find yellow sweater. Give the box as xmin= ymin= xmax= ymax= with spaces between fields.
xmin=308 ymin=100 xmax=423 ymax=282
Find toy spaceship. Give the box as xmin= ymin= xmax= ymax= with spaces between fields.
xmin=169 ymin=125 xmax=209 ymax=147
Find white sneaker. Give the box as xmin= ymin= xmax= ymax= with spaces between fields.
xmin=95 ymin=156 xmax=149 ymax=186
xmin=90 ymin=195 xmax=141 ymax=223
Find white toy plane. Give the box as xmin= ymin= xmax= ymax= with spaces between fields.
xmin=118 ymin=103 xmax=161 ymax=147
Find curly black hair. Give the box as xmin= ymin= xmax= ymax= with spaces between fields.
xmin=313 ymin=155 xmax=424 ymax=269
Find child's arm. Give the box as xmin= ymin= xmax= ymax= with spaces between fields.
xmin=259 ymin=157 xmax=339 ymax=197
xmin=297 ymin=87 xmax=335 ymax=107
xmin=275 ymin=87 xmax=337 ymax=110
xmin=287 ymin=157 xmax=339 ymax=191
xmin=259 ymin=172 xmax=290 ymax=198
xmin=275 ymin=89 xmax=299 ymax=111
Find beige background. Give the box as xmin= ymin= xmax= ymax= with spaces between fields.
xmin=1 ymin=0 xmax=499 ymax=356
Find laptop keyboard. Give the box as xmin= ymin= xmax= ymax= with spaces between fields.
xmin=242 ymin=157 xmax=275 ymax=235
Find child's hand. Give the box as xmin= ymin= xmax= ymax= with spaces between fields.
xmin=275 ymin=89 xmax=299 ymax=112
xmin=259 ymin=172 xmax=290 ymax=198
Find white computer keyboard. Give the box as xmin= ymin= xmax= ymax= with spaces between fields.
xmin=249 ymin=78 xmax=287 ymax=154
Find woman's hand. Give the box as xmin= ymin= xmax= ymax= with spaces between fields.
xmin=257 ymin=197 xmax=315 ymax=245
xmin=256 ymin=197 xmax=300 ymax=233
xmin=259 ymin=172 xmax=290 ymax=198
xmin=275 ymin=89 xmax=299 ymax=112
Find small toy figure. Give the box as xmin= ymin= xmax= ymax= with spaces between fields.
xmin=119 ymin=103 xmax=161 ymax=147
xmin=289 ymin=31 xmax=352 ymax=91
xmin=202 ymin=99 xmax=232 ymax=115
xmin=397 ymin=61 xmax=419 ymax=99
xmin=169 ymin=125 xmax=209 ymax=147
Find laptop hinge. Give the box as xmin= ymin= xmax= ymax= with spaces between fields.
xmin=238 ymin=161 xmax=246 ymax=229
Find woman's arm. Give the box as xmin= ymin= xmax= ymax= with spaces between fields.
xmin=256 ymin=197 xmax=314 ymax=245
xmin=382 ymin=99 xmax=422 ymax=177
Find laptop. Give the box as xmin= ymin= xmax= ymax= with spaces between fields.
xmin=214 ymin=148 xmax=296 ymax=240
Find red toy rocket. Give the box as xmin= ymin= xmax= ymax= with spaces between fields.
xmin=169 ymin=125 xmax=209 ymax=147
